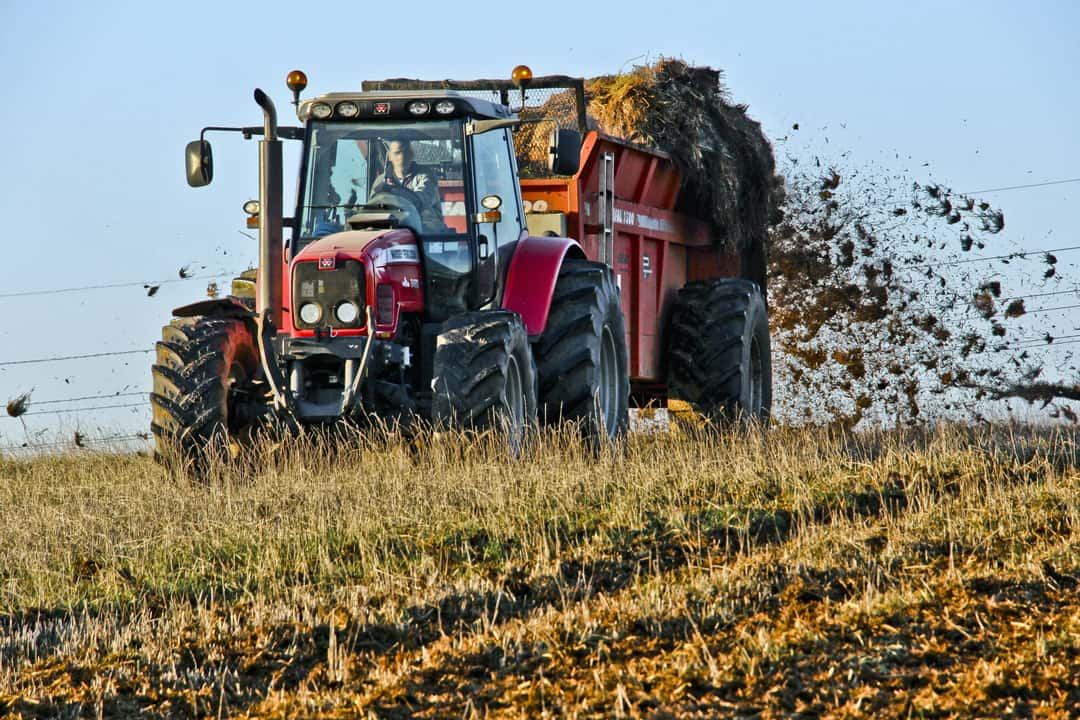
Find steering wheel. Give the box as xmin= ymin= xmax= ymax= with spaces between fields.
xmin=347 ymin=192 xmax=423 ymax=233
xmin=372 ymin=181 xmax=424 ymax=208
xmin=374 ymin=180 xmax=449 ymax=232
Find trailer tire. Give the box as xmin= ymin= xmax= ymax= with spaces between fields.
xmin=667 ymin=278 xmax=771 ymax=425
xmin=150 ymin=316 xmax=261 ymax=470
xmin=432 ymin=310 xmax=537 ymax=449
xmin=535 ymin=259 xmax=630 ymax=441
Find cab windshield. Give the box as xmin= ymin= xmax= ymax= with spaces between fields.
xmin=295 ymin=118 xmax=475 ymax=319
xmin=296 ymin=119 xmax=466 ymax=245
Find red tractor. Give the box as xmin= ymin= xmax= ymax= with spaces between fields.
xmin=152 ymin=68 xmax=771 ymax=458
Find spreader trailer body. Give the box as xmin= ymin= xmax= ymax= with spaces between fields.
xmin=153 ymin=68 xmax=770 ymax=461
xmin=516 ymin=131 xmax=766 ymax=402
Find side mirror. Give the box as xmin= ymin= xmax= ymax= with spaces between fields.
xmin=548 ymin=128 xmax=581 ymax=176
xmin=185 ymin=140 xmax=214 ymax=187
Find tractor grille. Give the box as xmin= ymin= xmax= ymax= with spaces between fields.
xmin=292 ymin=259 xmax=366 ymax=330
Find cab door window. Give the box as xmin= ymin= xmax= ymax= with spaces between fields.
xmin=471 ymin=129 xmax=524 ymax=244
xmin=470 ymin=128 xmax=524 ymax=303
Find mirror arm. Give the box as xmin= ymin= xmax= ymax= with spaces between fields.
xmin=198 ymin=126 xmax=304 ymax=142
xmin=200 ymin=126 xmax=243 ymax=143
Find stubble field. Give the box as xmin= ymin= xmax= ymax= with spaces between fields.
xmin=2 ymin=422 xmax=1080 ymax=718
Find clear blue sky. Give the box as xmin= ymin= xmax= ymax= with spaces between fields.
xmin=1 ymin=0 xmax=1078 ymax=446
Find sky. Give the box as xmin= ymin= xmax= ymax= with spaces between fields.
xmin=1 ymin=0 xmax=1078 ymax=449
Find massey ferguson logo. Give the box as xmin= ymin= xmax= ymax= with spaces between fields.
xmin=318 ymin=256 xmax=336 ymax=270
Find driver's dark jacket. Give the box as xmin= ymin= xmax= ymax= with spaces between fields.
xmin=370 ymin=163 xmax=443 ymax=229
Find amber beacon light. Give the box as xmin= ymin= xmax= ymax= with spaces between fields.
xmin=511 ymin=65 xmax=533 ymax=86
xmin=287 ymin=69 xmax=308 ymax=106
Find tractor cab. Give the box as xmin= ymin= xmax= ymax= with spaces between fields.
xmin=292 ymin=90 xmax=572 ymax=321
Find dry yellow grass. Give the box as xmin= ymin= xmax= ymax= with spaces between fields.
xmin=2 ymin=423 xmax=1079 ymax=718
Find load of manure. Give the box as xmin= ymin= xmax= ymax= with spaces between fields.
xmin=515 ymin=59 xmax=783 ymax=258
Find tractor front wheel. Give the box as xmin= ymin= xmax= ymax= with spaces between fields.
xmin=150 ymin=316 xmax=262 ymax=469
xmin=431 ymin=310 xmax=538 ymax=449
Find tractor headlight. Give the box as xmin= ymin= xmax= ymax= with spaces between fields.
xmin=335 ymin=301 xmax=360 ymax=325
xmin=335 ymin=101 xmax=359 ymax=118
xmin=299 ymin=302 xmax=322 ymax=325
xmin=310 ymin=102 xmax=333 ymax=120
xmin=434 ymin=100 xmax=455 ymax=115
xmin=407 ymin=101 xmax=430 ymax=116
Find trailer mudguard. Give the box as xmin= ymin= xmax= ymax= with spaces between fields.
xmin=501 ymin=235 xmax=586 ymax=336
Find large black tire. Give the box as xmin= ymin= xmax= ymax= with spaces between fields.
xmin=431 ymin=310 xmax=537 ymax=446
xmin=150 ymin=316 xmax=261 ymax=466
xmin=535 ymin=259 xmax=630 ymax=440
xmin=667 ymin=278 xmax=772 ymax=424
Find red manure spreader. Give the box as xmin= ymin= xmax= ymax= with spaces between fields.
xmin=153 ymin=67 xmax=771 ymax=461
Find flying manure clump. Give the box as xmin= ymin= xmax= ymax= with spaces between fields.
xmin=6 ymin=391 xmax=31 ymax=418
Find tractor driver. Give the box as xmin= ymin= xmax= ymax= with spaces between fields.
xmin=370 ymin=140 xmax=445 ymax=231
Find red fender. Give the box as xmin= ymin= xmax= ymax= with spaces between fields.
xmin=501 ymin=236 xmax=586 ymax=336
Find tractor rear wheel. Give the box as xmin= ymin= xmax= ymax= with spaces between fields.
xmin=667 ymin=278 xmax=772 ymax=425
xmin=535 ymin=259 xmax=630 ymax=441
xmin=150 ymin=316 xmax=262 ymax=468
xmin=431 ymin=310 xmax=537 ymax=448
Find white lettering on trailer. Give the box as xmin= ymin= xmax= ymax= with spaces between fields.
xmin=613 ymin=207 xmax=674 ymax=234
xmin=636 ymin=214 xmax=671 ymax=233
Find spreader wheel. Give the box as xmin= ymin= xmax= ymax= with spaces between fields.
xmin=667 ymin=278 xmax=772 ymax=425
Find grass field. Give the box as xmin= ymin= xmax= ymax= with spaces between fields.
xmin=2 ymin=423 xmax=1080 ymax=718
